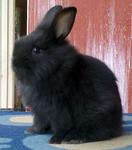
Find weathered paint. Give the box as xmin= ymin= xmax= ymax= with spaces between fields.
xmin=28 ymin=0 xmax=132 ymax=112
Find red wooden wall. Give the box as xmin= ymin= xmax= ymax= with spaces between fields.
xmin=28 ymin=0 xmax=132 ymax=112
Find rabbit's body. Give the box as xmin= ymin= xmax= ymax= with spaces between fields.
xmin=13 ymin=5 xmax=122 ymax=144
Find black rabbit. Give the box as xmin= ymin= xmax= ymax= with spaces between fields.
xmin=12 ymin=5 xmax=122 ymax=144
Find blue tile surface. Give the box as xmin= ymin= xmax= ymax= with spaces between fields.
xmin=0 ymin=111 xmax=132 ymax=150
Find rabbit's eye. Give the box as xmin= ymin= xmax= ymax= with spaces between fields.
xmin=32 ymin=47 xmax=41 ymax=54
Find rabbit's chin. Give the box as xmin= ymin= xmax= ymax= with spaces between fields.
xmin=16 ymin=79 xmax=35 ymax=108
xmin=15 ymin=71 xmax=35 ymax=85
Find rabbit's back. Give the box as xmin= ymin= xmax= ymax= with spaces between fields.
xmin=68 ymin=54 xmax=122 ymax=135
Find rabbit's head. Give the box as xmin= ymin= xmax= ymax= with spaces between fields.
xmin=12 ymin=5 xmax=77 ymax=83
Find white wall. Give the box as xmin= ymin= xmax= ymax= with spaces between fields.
xmin=0 ymin=0 xmax=15 ymax=108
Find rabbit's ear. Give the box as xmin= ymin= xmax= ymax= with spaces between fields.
xmin=37 ymin=5 xmax=63 ymax=29
xmin=53 ymin=7 xmax=77 ymax=40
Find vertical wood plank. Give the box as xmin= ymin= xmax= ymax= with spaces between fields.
xmin=0 ymin=0 xmax=8 ymax=108
xmin=8 ymin=0 xmax=15 ymax=108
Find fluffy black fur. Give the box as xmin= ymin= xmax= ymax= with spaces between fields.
xmin=12 ymin=5 xmax=122 ymax=144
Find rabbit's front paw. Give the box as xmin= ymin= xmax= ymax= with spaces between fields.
xmin=49 ymin=134 xmax=64 ymax=144
xmin=26 ymin=126 xmax=46 ymax=134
